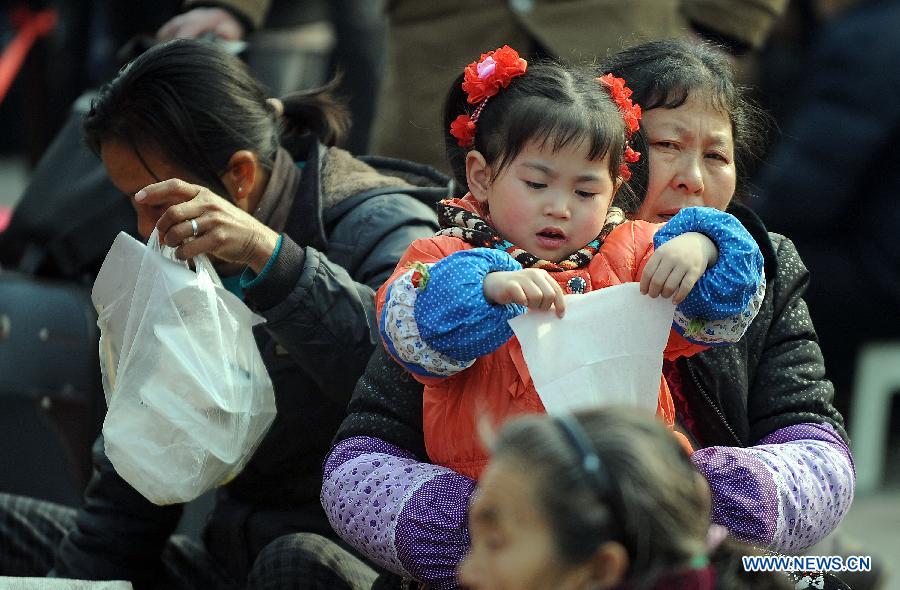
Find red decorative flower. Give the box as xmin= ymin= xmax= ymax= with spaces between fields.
xmin=461 ymin=45 xmax=528 ymax=104
xmin=598 ymin=73 xmax=642 ymax=136
xmin=450 ymin=114 xmax=477 ymax=148
xmin=624 ymin=145 xmax=641 ymax=163
xmin=598 ymin=73 xmax=643 ymax=180
xmin=622 ymin=105 xmax=642 ymax=135
xmin=598 ymin=73 xmax=627 ymax=96
xmin=619 ymin=145 xmax=641 ymax=181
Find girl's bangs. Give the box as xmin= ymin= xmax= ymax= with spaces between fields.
xmin=493 ymin=98 xmax=620 ymax=174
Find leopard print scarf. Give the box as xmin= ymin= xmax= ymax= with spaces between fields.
xmin=435 ymin=199 xmax=625 ymax=271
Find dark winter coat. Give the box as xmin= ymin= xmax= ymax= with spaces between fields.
xmin=675 ymin=202 xmax=846 ymax=448
xmin=53 ymin=140 xmax=446 ymax=587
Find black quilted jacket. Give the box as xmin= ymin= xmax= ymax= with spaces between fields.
xmin=674 ymin=202 xmax=846 ymax=447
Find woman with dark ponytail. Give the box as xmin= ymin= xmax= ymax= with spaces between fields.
xmin=0 ymin=38 xmax=443 ymax=589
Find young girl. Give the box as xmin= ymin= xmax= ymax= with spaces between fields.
xmin=375 ymin=46 xmax=765 ymax=480
xmin=459 ymin=407 xmax=793 ymax=590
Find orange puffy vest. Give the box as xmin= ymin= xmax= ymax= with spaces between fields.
xmin=376 ymin=204 xmax=703 ymax=480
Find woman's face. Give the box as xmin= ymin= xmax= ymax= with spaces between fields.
xmin=458 ymin=458 xmax=606 ymax=590
xmin=100 ymin=140 xmax=201 ymax=239
xmin=635 ymin=95 xmax=737 ymax=223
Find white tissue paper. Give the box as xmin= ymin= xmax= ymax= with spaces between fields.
xmin=508 ymin=282 xmax=675 ymax=415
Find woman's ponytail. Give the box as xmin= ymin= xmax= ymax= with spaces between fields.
xmin=279 ymin=76 xmax=351 ymax=147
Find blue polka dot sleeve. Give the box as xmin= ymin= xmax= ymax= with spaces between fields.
xmin=380 ymin=271 xmax=477 ymax=378
xmin=654 ymin=207 xmax=766 ymax=345
xmin=414 ymin=248 xmax=525 ymax=361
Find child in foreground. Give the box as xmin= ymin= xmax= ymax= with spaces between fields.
xmin=459 ymin=407 xmax=793 ymax=590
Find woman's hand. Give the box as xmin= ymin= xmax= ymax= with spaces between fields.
xmin=640 ymin=232 xmax=718 ymax=303
xmin=156 ymin=8 xmax=245 ymax=41
xmin=136 ymin=179 xmax=279 ymax=273
xmin=483 ymin=269 xmax=566 ymax=318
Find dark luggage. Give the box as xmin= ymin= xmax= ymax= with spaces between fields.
xmin=0 ymin=94 xmax=112 ymax=507
xmin=0 ymin=271 xmax=103 ymax=506
xmin=0 ymin=94 xmax=137 ymax=282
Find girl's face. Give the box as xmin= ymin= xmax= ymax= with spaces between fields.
xmin=100 ymin=140 xmax=201 ymax=239
xmin=469 ymin=139 xmax=619 ymax=263
xmin=635 ymin=95 xmax=737 ymax=223
xmin=458 ymin=458 xmax=602 ymax=590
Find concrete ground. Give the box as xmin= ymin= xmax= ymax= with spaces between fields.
xmin=839 ymin=437 xmax=900 ymax=590
xmin=842 ymin=488 xmax=900 ymax=589
xmin=1 ymin=155 xmax=897 ymax=588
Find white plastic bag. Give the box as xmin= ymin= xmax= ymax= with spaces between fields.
xmin=92 ymin=230 xmax=277 ymax=505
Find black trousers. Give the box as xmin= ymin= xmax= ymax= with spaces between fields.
xmin=0 ymin=492 xmax=379 ymax=590
xmin=0 ymin=492 xmax=232 ymax=589
xmin=247 ymin=533 xmax=378 ymax=590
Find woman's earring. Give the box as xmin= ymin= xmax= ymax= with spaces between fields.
xmin=237 ymin=186 xmax=244 ymax=195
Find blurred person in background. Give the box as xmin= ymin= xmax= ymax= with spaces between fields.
xmin=157 ymin=0 xmax=386 ymax=154
xmin=752 ymin=0 xmax=900 ymax=424
xmin=750 ymin=0 xmax=821 ymax=125
xmin=7 ymin=0 xmax=384 ymax=163
xmin=369 ymin=0 xmax=789 ymax=173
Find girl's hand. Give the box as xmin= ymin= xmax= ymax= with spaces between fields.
xmin=640 ymin=232 xmax=718 ymax=304
xmin=137 ymin=179 xmax=279 ymax=273
xmin=483 ymin=269 xmax=566 ymax=318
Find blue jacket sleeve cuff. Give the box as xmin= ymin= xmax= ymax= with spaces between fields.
xmin=654 ymin=207 xmax=764 ymax=320
xmin=240 ymin=233 xmax=285 ymax=291
xmin=414 ymin=248 xmax=525 ymax=361
xmin=380 ymin=275 xmax=476 ymax=378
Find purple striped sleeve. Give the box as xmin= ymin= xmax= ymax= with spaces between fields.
xmin=321 ymin=436 xmax=475 ymax=589
xmin=691 ymin=422 xmax=855 ymax=552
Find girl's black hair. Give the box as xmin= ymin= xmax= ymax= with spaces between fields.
xmin=601 ymin=39 xmax=770 ymax=202
xmin=83 ymin=38 xmax=349 ymax=198
xmin=493 ymin=409 xmax=708 ymax=579
xmin=492 ymin=408 xmax=791 ymax=590
xmin=443 ymin=57 xmax=637 ymax=209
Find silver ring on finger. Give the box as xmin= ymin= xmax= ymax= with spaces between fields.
xmin=190 ymin=218 xmax=199 ymax=237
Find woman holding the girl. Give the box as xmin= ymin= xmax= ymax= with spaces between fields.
xmin=312 ymin=39 xmax=853 ymax=589
xmin=604 ymin=40 xmax=853 ymax=555
xmin=368 ymin=46 xmax=763 ymax=482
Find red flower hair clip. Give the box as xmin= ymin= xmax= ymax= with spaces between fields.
xmin=598 ymin=73 xmax=643 ymax=180
xmin=450 ymin=45 xmax=528 ymax=148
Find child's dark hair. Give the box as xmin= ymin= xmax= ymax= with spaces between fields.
xmin=83 ymin=38 xmax=349 ymax=199
xmin=443 ymin=57 xmax=636 ymax=208
xmin=491 ymin=408 xmax=791 ymax=590
xmin=601 ymin=39 xmax=770 ymax=201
